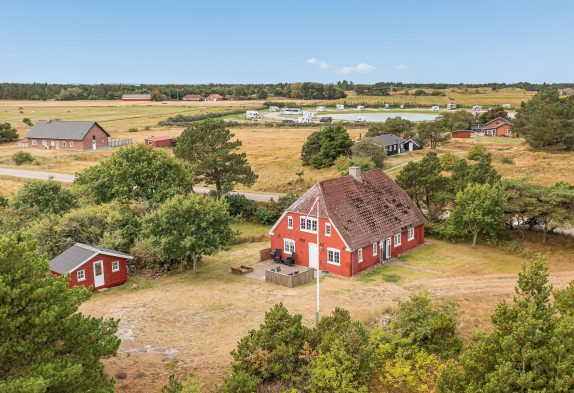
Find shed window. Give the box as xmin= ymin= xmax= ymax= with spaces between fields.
xmin=77 ymin=270 xmax=86 ymax=282
xmin=327 ymin=248 xmax=340 ymax=266
xmin=358 ymin=248 xmax=363 ymax=263
xmin=284 ymin=238 xmax=295 ymax=254
xmin=394 ymin=233 xmax=402 ymax=247
xmin=408 ymin=228 xmax=415 ymax=241
xmin=373 ymin=242 xmax=378 ymax=256
xmin=112 ymin=261 xmax=120 ymax=272
xmin=287 ymin=216 xmax=293 ymax=229
xmin=325 ymin=223 xmax=331 ymax=236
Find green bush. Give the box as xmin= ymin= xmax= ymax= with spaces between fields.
xmin=12 ymin=150 xmax=34 ymax=165
xmin=22 ymin=118 xmax=33 ymax=126
xmin=499 ymin=155 xmax=515 ymax=164
xmin=225 ymin=194 xmax=254 ymax=217
xmin=424 ymin=220 xmax=468 ymax=243
xmin=127 ymin=127 xmax=138 ymax=132
xmin=439 ymin=152 xmax=462 ymax=170
xmin=254 ymin=206 xmax=278 ymax=225
xmin=466 ymin=144 xmax=489 ymax=161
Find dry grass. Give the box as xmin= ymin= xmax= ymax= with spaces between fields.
xmin=78 ymin=235 xmax=574 ymax=392
xmin=0 ymin=175 xmax=33 ymax=197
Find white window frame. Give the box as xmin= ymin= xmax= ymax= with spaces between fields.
xmin=112 ymin=260 xmax=120 ymax=272
xmin=394 ymin=233 xmax=402 ymax=247
xmin=358 ymin=248 xmax=363 ymax=263
xmin=408 ymin=228 xmax=415 ymax=241
xmin=77 ymin=269 xmax=86 ymax=282
xmin=327 ymin=248 xmax=341 ymax=266
xmin=31 ymin=139 xmax=37 ymax=146
xmin=284 ymin=238 xmax=295 ymax=254
xmin=69 ymin=141 xmax=74 ymax=148
xmin=373 ymin=242 xmax=378 ymax=256
xmin=50 ymin=140 xmax=55 ymax=147
xmin=287 ymin=216 xmax=293 ymax=229
xmin=325 ymin=223 xmax=331 ymax=236
xmin=300 ymin=216 xmax=317 ymax=233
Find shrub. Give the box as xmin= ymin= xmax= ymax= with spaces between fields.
xmin=12 ymin=150 xmax=34 ymax=165
xmin=22 ymin=118 xmax=33 ymax=126
xmin=225 ymin=194 xmax=254 ymax=218
xmin=223 ymin=371 xmax=261 ymax=393
xmin=334 ymin=156 xmax=373 ymax=175
xmin=0 ymin=122 xmax=20 ymax=143
xmin=254 ymin=206 xmax=277 ymax=225
xmin=499 ymin=156 xmax=515 ymax=164
xmin=439 ymin=152 xmax=462 ymax=170
xmin=130 ymin=238 xmax=165 ymax=271
xmin=128 ymin=127 xmax=138 ymax=132
xmin=466 ymin=144 xmax=489 ymax=160
xmin=424 ymin=220 xmax=468 ymax=243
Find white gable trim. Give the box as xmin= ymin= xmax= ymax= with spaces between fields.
xmin=329 ymin=219 xmax=352 ymax=251
xmin=75 ymin=243 xmax=134 ymax=260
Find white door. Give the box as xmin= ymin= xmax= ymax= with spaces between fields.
xmin=93 ymin=260 xmax=105 ymax=287
xmin=384 ymin=238 xmax=392 ymax=260
xmin=408 ymin=142 xmax=413 ymax=152
xmin=55 ymin=141 xmax=60 ymax=150
xmin=308 ymin=243 xmax=319 ymax=269
xmin=92 ymin=140 xmax=97 ymax=150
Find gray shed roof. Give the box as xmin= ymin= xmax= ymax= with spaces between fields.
xmin=25 ymin=120 xmax=109 ymax=141
xmin=49 ymin=243 xmax=133 ymax=274
xmin=370 ymin=134 xmax=406 ymax=147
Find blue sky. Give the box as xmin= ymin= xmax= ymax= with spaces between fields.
xmin=1 ymin=0 xmax=573 ymax=84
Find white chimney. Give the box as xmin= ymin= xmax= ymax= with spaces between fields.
xmin=349 ymin=166 xmax=362 ymax=181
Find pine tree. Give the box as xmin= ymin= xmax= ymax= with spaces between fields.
xmin=0 ymin=234 xmax=120 ymax=392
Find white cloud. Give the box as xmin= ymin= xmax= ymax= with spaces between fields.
xmin=306 ymin=57 xmax=331 ymax=69
xmin=395 ymin=64 xmax=408 ymax=70
xmin=336 ymin=62 xmax=375 ymax=74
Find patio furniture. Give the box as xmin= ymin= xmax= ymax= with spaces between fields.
xmin=272 ymin=249 xmax=282 ymax=263
xmin=284 ymin=252 xmax=295 ymax=266
xmin=231 ymin=265 xmax=254 ymax=275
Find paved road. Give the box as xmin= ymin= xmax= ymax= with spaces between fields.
xmin=0 ymin=167 xmax=282 ymax=202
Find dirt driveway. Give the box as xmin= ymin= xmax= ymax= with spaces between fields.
xmin=79 ymin=241 xmax=574 ymax=392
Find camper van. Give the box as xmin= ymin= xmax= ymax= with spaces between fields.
xmin=431 ymin=105 xmax=440 ymax=111
xmin=269 ymin=106 xmax=279 ymax=112
xmin=297 ymin=116 xmax=312 ymax=124
xmin=336 ymin=104 xmax=345 ymax=111
xmin=502 ymin=104 xmax=512 ymax=109
xmin=384 ymin=103 xmax=390 ymax=109
xmin=472 ymin=105 xmax=482 ymax=111
xmin=282 ymin=107 xmax=302 ymax=115
xmin=355 ymin=116 xmax=366 ymax=123
xmin=400 ymin=104 xmax=405 ymax=109
xmin=446 ymin=103 xmax=457 ymax=110
xmin=303 ymin=111 xmax=316 ymax=118
xmin=316 ymin=106 xmax=327 ymax=112
xmin=245 ymin=110 xmax=261 ymax=119
xmin=357 ymin=105 xmax=365 ymax=110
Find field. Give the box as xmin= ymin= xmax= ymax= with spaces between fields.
xmin=78 ymin=227 xmax=574 ymax=392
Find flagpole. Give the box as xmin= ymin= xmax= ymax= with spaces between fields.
xmin=316 ymin=196 xmax=320 ymax=326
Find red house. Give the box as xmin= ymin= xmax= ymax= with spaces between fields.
xmin=49 ymin=243 xmax=133 ymax=290
xmin=481 ymin=117 xmax=513 ymax=137
xmin=182 ymin=94 xmax=205 ymax=101
xmin=451 ymin=130 xmax=471 ymax=138
xmin=145 ymin=135 xmax=173 ymax=147
xmin=269 ymin=167 xmax=425 ymax=277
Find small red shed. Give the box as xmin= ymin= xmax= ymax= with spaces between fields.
xmin=145 ymin=135 xmax=173 ymax=147
xmin=49 ymin=243 xmax=133 ymax=290
xmin=452 ymin=130 xmax=471 ymax=138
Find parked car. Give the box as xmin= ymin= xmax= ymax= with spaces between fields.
xmin=320 ymin=116 xmax=332 ymax=123
xmin=282 ymin=119 xmax=295 ymax=124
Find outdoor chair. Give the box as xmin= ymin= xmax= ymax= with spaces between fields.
xmin=284 ymin=252 xmax=295 ymax=266
xmin=272 ymin=249 xmax=282 ymax=263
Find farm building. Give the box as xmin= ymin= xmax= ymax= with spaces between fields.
xmin=482 ymin=117 xmax=513 ymax=137
xmin=49 ymin=243 xmax=133 ymax=290
xmin=24 ymin=120 xmax=111 ymax=151
xmin=205 ymin=93 xmax=224 ymax=101
xmin=182 ymin=94 xmax=204 ymax=101
xmin=269 ymin=167 xmax=425 ymax=277
xmin=122 ymin=94 xmax=151 ymax=101
xmin=452 ymin=130 xmax=471 ymax=138
xmin=370 ymin=134 xmax=407 ymax=156
xmin=145 ymin=135 xmax=173 ymax=147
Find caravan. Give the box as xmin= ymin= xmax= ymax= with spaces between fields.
xmin=335 ymin=104 xmax=345 ymax=110
xmin=297 ymin=116 xmax=312 ymax=124
xmin=316 ymin=106 xmax=327 ymax=112
xmin=245 ymin=110 xmax=261 ymax=119
xmin=282 ymin=107 xmax=302 ymax=115
xmin=431 ymin=105 xmax=440 ymax=111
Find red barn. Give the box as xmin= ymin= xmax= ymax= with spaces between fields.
xmin=269 ymin=167 xmax=425 ymax=277
xmin=481 ymin=117 xmax=513 ymax=137
xmin=49 ymin=243 xmax=133 ymax=290
xmin=451 ymin=130 xmax=471 ymax=138
xmin=145 ymin=135 xmax=173 ymax=147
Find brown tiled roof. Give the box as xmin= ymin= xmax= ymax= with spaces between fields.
xmin=286 ymin=170 xmax=425 ymax=250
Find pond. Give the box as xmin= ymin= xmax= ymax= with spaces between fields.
xmin=329 ymin=112 xmax=439 ymax=122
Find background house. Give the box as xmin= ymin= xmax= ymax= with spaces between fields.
xmin=404 ymin=138 xmax=424 ymax=151
xmin=482 ymin=117 xmax=513 ymax=137
xmin=268 ymin=168 xmax=425 ymax=277
xmin=122 ymin=94 xmax=151 ymax=101
xmin=205 ymin=93 xmax=224 ymax=101
xmin=182 ymin=94 xmax=204 ymax=101
xmin=24 ymin=120 xmax=110 ymax=151
xmin=370 ymin=134 xmax=407 ymax=156
xmin=49 ymin=243 xmax=133 ymax=290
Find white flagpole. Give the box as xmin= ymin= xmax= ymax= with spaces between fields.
xmin=316 ymin=196 xmax=320 ymax=326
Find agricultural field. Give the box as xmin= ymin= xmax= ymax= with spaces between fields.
xmin=78 ymin=226 xmax=574 ymax=392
